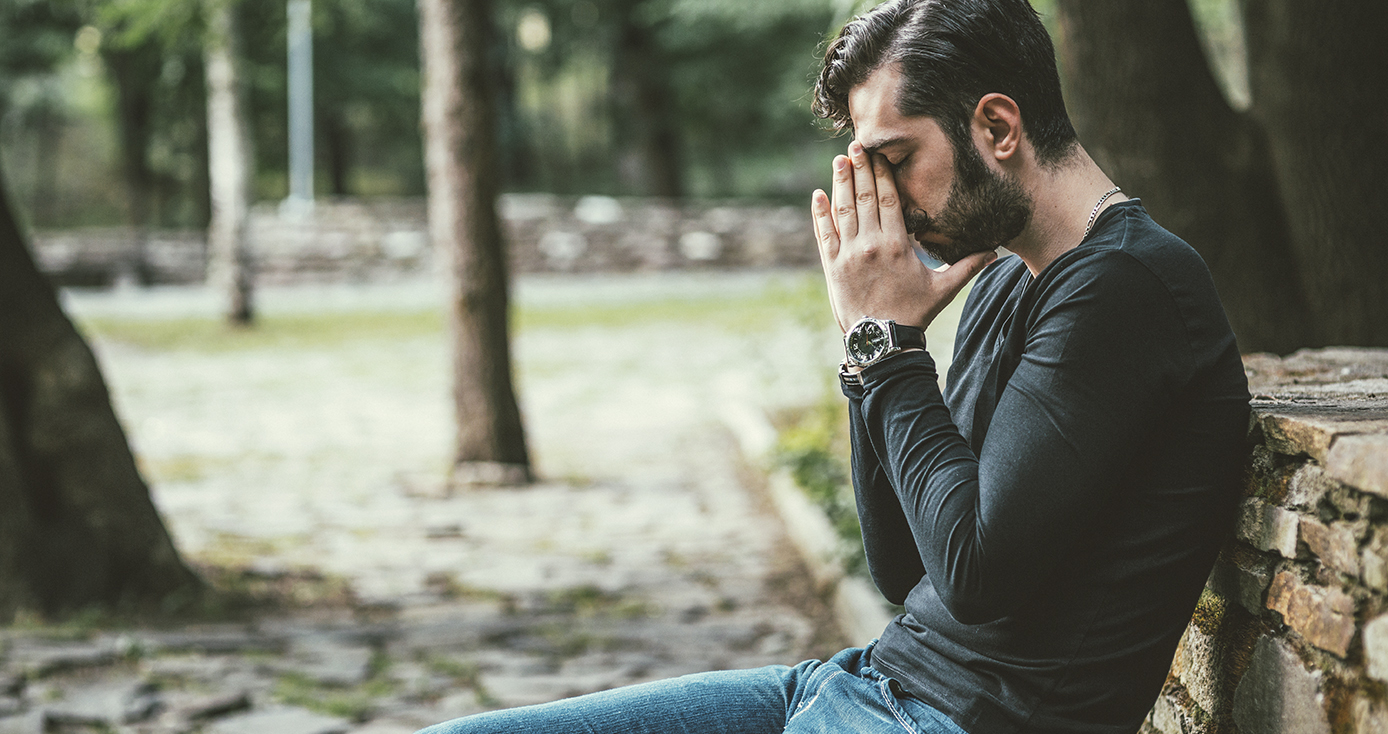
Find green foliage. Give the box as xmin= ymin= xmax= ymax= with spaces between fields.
xmin=775 ymin=398 xmax=867 ymax=576
xmin=194 ymin=565 xmax=359 ymax=618
xmin=0 ymin=0 xmax=82 ymax=96
xmin=496 ymin=0 xmax=846 ymax=198
xmin=274 ymin=669 xmax=397 ymax=722
xmin=90 ymin=0 xmax=203 ymax=51
xmin=238 ymin=0 xmax=425 ymax=198
xmin=0 ymin=1 xmax=89 ymax=225
xmin=542 ymin=585 xmax=655 ymax=619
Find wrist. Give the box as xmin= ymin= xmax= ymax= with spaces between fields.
xmin=838 ymin=347 xmax=925 ymax=390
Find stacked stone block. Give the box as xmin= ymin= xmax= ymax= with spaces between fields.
xmin=1144 ymin=348 xmax=1388 ymax=734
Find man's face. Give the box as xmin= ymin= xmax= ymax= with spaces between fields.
xmin=847 ymin=65 xmax=1032 ymax=264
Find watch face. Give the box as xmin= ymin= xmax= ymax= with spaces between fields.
xmin=847 ymin=320 xmax=889 ymax=363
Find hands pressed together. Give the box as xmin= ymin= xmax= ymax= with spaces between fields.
xmin=812 ymin=141 xmax=997 ymax=335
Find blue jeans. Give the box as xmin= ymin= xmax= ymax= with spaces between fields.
xmin=417 ymin=644 xmax=967 ymax=734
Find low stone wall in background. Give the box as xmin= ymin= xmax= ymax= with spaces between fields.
xmin=30 ymin=195 xmax=818 ymax=287
xmin=30 ymin=228 xmax=207 ymax=287
xmin=1146 ymin=348 xmax=1388 ymax=734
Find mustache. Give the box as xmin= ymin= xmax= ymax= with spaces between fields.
xmin=904 ymin=208 xmax=932 ymax=235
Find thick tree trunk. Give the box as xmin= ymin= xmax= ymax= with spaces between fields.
xmin=0 ymin=156 xmax=202 ymax=620
xmin=1054 ymin=0 xmax=1388 ymax=352
xmin=205 ymin=0 xmax=255 ymax=325
xmin=419 ymin=0 xmax=531 ymax=485
xmin=1238 ymin=0 xmax=1388 ymax=347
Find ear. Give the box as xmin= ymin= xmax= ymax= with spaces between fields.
xmin=973 ymin=93 xmax=1022 ymax=162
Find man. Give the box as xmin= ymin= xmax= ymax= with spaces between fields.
xmin=417 ymin=1 xmax=1249 ymax=732
xmin=810 ymin=0 xmax=1250 ymax=731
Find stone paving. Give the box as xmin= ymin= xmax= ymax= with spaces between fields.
xmin=2 ymin=271 xmax=858 ymax=734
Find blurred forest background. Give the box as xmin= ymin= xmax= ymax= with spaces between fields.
xmin=2 ymin=0 xmax=868 ymax=229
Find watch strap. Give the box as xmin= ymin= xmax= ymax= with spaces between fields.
xmin=839 ymin=360 xmax=863 ymax=388
xmin=889 ymin=322 xmax=927 ymax=352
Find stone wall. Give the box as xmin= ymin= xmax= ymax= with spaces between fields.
xmin=30 ymin=228 xmax=207 ymax=287
xmin=30 ymin=195 xmax=818 ymax=286
xmin=1146 ymin=348 xmax=1388 ymax=734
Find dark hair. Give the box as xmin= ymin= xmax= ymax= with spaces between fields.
xmin=813 ymin=0 xmax=1078 ymax=166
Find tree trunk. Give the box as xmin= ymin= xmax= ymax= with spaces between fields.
xmin=1054 ymin=0 xmax=1388 ymax=353
xmin=611 ymin=0 xmax=683 ymax=198
xmin=205 ymin=0 xmax=255 ymax=325
xmin=419 ymin=0 xmax=531 ymax=485
xmin=321 ymin=108 xmax=352 ymax=197
xmin=0 ymin=154 xmax=202 ymax=620
xmin=29 ymin=103 xmax=63 ymax=228
xmin=1237 ymin=0 xmax=1388 ymax=347
xmin=102 ymin=45 xmax=160 ymax=286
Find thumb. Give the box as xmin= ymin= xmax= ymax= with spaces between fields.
xmin=934 ymin=249 xmax=998 ymax=295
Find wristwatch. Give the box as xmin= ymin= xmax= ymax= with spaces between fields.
xmin=842 ymin=317 xmax=926 ymax=368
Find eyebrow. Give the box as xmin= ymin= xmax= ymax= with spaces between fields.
xmin=859 ymin=135 xmax=911 ymax=157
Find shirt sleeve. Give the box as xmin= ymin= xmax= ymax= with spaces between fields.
xmin=845 ymin=393 xmax=927 ymax=605
xmin=855 ymin=251 xmax=1189 ymax=625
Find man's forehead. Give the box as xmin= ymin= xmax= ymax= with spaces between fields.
xmin=846 ymin=64 xmax=920 ymax=152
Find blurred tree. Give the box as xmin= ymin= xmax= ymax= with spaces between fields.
xmin=420 ymin=0 xmax=532 ymax=485
xmin=204 ymin=0 xmax=254 ymax=324
xmin=90 ymin=0 xmax=210 ymax=234
xmin=609 ymin=0 xmax=683 ymax=197
xmin=312 ymin=0 xmax=424 ymax=196
xmin=1055 ymin=0 xmax=1388 ymax=352
xmin=0 ymin=153 xmax=202 ymax=619
xmin=100 ymin=37 xmax=160 ymax=283
xmin=658 ymin=0 xmax=840 ymax=197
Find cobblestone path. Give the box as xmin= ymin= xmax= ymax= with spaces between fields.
xmin=1 ymin=272 xmax=852 ymax=734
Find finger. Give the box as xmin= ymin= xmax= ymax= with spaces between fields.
xmin=848 ymin=141 xmax=880 ymax=232
xmin=931 ymin=249 xmax=999 ymax=301
xmin=812 ymin=189 xmax=841 ymax=261
xmin=872 ymin=154 xmax=907 ymax=239
xmin=831 ymin=154 xmax=858 ymax=241
xmin=811 ymin=189 xmax=845 ymax=331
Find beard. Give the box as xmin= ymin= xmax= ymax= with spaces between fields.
xmin=904 ymin=135 xmax=1033 ymax=265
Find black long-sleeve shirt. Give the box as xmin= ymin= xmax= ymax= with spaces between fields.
xmin=841 ymin=201 xmax=1250 ymax=734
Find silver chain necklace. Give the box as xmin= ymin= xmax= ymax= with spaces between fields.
xmin=1083 ymin=186 xmax=1123 ymax=242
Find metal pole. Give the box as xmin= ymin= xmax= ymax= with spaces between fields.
xmin=285 ymin=0 xmax=314 ymax=215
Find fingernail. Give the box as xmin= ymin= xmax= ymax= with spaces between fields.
xmin=849 ymin=141 xmax=863 ymax=156
xmin=835 ymin=157 xmax=849 ymax=171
